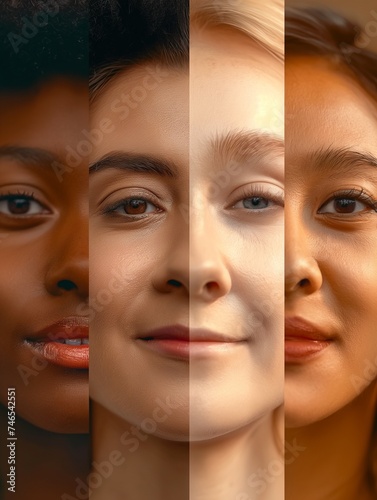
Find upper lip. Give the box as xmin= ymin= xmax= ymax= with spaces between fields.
xmin=26 ymin=316 xmax=89 ymax=342
xmin=285 ymin=317 xmax=333 ymax=341
xmin=137 ymin=325 xmax=247 ymax=342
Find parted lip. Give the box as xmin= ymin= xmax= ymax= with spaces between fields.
xmin=26 ymin=316 xmax=89 ymax=342
xmin=285 ymin=317 xmax=333 ymax=341
xmin=137 ymin=324 xmax=248 ymax=343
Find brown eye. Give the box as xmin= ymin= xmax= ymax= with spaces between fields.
xmin=0 ymin=196 xmax=46 ymax=216
xmin=318 ymin=197 xmax=370 ymax=215
xmin=333 ymin=199 xmax=356 ymax=213
xmin=123 ymin=199 xmax=148 ymax=214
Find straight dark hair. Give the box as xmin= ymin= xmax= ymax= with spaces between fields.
xmin=285 ymin=8 xmax=377 ymax=99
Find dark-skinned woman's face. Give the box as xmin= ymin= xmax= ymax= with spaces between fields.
xmin=0 ymin=79 xmax=89 ymax=433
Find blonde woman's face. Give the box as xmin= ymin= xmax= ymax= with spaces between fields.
xmin=285 ymin=57 xmax=377 ymax=427
xmin=89 ymin=26 xmax=284 ymax=440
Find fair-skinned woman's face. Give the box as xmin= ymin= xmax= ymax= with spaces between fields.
xmin=90 ymin=26 xmax=284 ymax=441
xmin=0 ymin=79 xmax=89 ymax=433
xmin=285 ymin=57 xmax=377 ymax=428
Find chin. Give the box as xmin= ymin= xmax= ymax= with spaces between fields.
xmin=18 ymin=408 xmax=89 ymax=434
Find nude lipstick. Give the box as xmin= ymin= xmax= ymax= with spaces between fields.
xmin=285 ymin=317 xmax=332 ymax=363
xmin=137 ymin=325 xmax=247 ymax=360
xmin=26 ymin=317 xmax=89 ymax=369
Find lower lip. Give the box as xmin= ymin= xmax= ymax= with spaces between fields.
xmin=27 ymin=341 xmax=89 ymax=369
xmin=137 ymin=339 xmax=245 ymax=360
xmin=285 ymin=338 xmax=331 ymax=363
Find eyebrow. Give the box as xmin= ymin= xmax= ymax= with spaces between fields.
xmin=308 ymin=146 xmax=377 ymax=176
xmin=0 ymin=145 xmax=59 ymax=167
xmin=89 ymin=152 xmax=178 ymax=177
xmin=210 ymin=130 xmax=284 ymax=165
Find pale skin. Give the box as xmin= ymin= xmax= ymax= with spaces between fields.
xmin=89 ymin=25 xmax=284 ymax=500
xmin=285 ymin=57 xmax=377 ymax=500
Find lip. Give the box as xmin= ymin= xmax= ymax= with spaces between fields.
xmin=285 ymin=317 xmax=333 ymax=363
xmin=25 ymin=317 xmax=89 ymax=369
xmin=136 ymin=325 xmax=248 ymax=361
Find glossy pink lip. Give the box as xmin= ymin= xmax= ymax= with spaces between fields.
xmin=137 ymin=325 xmax=248 ymax=360
xmin=25 ymin=317 xmax=89 ymax=369
xmin=285 ymin=317 xmax=333 ymax=363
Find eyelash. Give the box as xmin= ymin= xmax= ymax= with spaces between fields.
xmin=0 ymin=190 xmax=48 ymax=217
xmin=230 ymin=185 xmax=285 ymax=211
xmin=318 ymin=188 xmax=377 ymax=214
xmin=101 ymin=195 xmax=163 ymax=220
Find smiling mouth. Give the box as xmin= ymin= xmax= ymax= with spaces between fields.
xmin=285 ymin=317 xmax=333 ymax=363
xmin=25 ymin=317 xmax=89 ymax=369
xmin=137 ymin=325 xmax=248 ymax=360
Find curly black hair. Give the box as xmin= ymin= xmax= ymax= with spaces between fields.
xmin=0 ymin=0 xmax=88 ymax=90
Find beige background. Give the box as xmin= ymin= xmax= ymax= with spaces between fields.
xmin=286 ymin=0 xmax=377 ymax=52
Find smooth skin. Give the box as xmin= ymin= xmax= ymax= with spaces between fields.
xmin=89 ymin=24 xmax=284 ymax=500
xmin=0 ymin=79 xmax=89 ymax=499
xmin=285 ymin=57 xmax=377 ymax=500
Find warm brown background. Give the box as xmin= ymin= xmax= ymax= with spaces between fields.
xmin=286 ymin=0 xmax=377 ymax=52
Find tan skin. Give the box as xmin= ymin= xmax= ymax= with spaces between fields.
xmin=285 ymin=57 xmax=377 ymax=500
xmin=0 ymin=79 xmax=89 ymax=499
xmin=90 ymin=25 xmax=284 ymax=500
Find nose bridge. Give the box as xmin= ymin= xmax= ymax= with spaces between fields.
xmin=45 ymin=209 xmax=89 ymax=296
xmin=285 ymin=203 xmax=322 ymax=294
xmin=189 ymin=199 xmax=231 ymax=300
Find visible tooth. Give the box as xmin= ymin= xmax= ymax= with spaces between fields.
xmin=65 ymin=339 xmax=82 ymax=346
xmin=82 ymin=338 xmax=89 ymax=345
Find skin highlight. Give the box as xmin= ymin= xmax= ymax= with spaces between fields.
xmin=89 ymin=22 xmax=284 ymax=500
xmin=0 ymin=79 xmax=89 ymax=499
xmin=285 ymin=56 xmax=377 ymax=500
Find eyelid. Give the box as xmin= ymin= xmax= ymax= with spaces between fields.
xmin=0 ymin=191 xmax=50 ymax=216
xmin=228 ymin=183 xmax=285 ymax=209
xmin=317 ymin=188 xmax=377 ymax=214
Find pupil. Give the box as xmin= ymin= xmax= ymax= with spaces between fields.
xmin=244 ymin=197 xmax=268 ymax=209
xmin=335 ymin=199 xmax=355 ymax=213
xmin=125 ymin=199 xmax=147 ymax=214
xmin=9 ymin=198 xmax=30 ymax=214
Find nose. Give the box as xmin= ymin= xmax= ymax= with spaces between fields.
xmin=189 ymin=208 xmax=231 ymax=302
xmin=44 ymin=211 xmax=89 ymax=299
xmin=151 ymin=216 xmax=190 ymax=295
xmin=285 ymin=208 xmax=323 ymax=297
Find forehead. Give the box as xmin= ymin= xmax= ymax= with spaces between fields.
xmin=190 ymin=25 xmax=284 ymax=144
xmin=286 ymin=57 xmax=377 ymax=155
xmin=0 ymin=80 xmax=87 ymax=150
xmin=90 ymin=65 xmax=189 ymax=167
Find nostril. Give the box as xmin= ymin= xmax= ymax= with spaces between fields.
xmin=298 ymin=278 xmax=310 ymax=288
xmin=206 ymin=281 xmax=219 ymax=293
xmin=57 ymin=279 xmax=77 ymax=291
